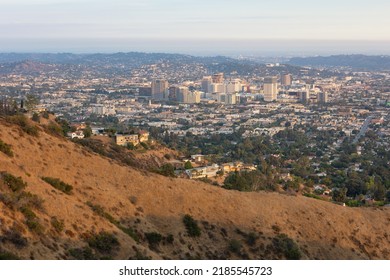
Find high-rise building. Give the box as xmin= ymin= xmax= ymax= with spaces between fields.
xmin=201 ymin=76 xmax=212 ymax=93
xmin=299 ymin=91 xmax=310 ymax=103
xmin=182 ymin=91 xmax=201 ymax=104
xmin=91 ymin=104 xmax=105 ymax=115
xmin=212 ymin=73 xmax=224 ymax=84
xmin=176 ymin=86 xmax=189 ymax=102
xmin=281 ymin=74 xmax=292 ymax=86
xmin=211 ymin=83 xmax=224 ymax=93
xmin=318 ymin=92 xmax=328 ymax=104
xmin=226 ymin=93 xmax=238 ymax=104
xmin=151 ymin=79 xmax=168 ymax=100
xmin=226 ymin=79 xmax=242 ymax=93
xmin=263 ymin=76 xmax=278 ymax=102
xmin=168 ymin=86 xmax=179 ymax=101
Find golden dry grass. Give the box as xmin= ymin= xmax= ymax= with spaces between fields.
xmin=1 ymin=117 xmax=390 ymax=260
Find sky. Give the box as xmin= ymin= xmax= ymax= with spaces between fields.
xmin=0 ymin=0 xmax=389 ymax=55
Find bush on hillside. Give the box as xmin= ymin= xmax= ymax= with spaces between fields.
xmin=42 ymin=177 xmax=73 ymax=195
xmin=6 ymin=114 xmax=39 ymax=136
xmin=183 ymin=214 xmax=201 ymax=237
xmin=228 ymin=239 xmax=242 ymax=254
xmin=157 ymin=163 xmax=176 ymax=177
xmin=68 ymin=247 xmax=96 ymax=260
xmin=87 ymin=232 xmax=120 ymax=254
xmin=0 ymin=140 xmax=13 ymax=157
xmin=145 ymin=232 xmax=163 ymax=248
xmin=272 ymin=234 xmax=302 ymax=260
xmin=0 ymin=250 xmax=20 ymax=260
xmin=1 ymin=173 xmax=27 ymax=192
xmin=20 ymin=206 xmax=44 ymax=234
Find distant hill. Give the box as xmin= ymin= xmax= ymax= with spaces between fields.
xmin=0 ymin=52 xmax=237 ymax=66
xmin=1 ymin=115 xmax=390 ymax=260
xmin=0 ymin=52 xmax=328 ymax=79
xmin=288 ymin=55 xmax=390 ymax=70
xmin=0 ymin=52 xmax=255 ymax=78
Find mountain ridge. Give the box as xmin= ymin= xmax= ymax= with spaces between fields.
xmin=288 ymin=54 xmax=390 ymax=70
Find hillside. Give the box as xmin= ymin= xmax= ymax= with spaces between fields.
xmin=288 ymin=54 xmax=390 ymax=70
xmin=1 ymin=116 xmax=390 ymax=260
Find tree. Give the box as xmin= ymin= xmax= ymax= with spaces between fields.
xmin=83 ymin=126 xmax=92 ymax=138
xmin=332 ymin=187 xmax=347 ymax=202
xmin=184 ymin=161 xmax=193 ymax=170
xmin=386 ymin=191 xmax=390 ymax=202
xmin=31 ymin=112 xmax=40 ymax=122
xmin=158 ymin=164 xmax=175 ymax=177
xmin=25 ymin=94 xmax=39 ymax=112
xmin=127 ymin=142 xmax=135 ymax=150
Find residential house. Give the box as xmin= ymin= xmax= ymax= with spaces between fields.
xmin=115 ymin=134 xmax=139 ymax=146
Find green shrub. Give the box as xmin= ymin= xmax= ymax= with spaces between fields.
xmin=183 ymin=214 xmax=201 ymax=237
xmin=6 ymin=114 xmax=39 ymax=136
xmin=87 ymin=232 xmax=119 ymax=254
xmin=303 ymin=193 xmax=323 ymax=200
xmin=157 ymin=163 xmax=176 ymax=177
xmin=42 ymin=177 xmax=73 ymax=194
xmin=131 ymin=251 xmax=152 ymax=260
xmin=42 ymin=111 xmax=50 ymax=119
xmin=0 ymin=250 xmax=20 ymax=260
xmin=345 ymin=200 xmax=361 ymax=207
xmin=86 ymin=202 xmax=139 ymax=242
xmin=51 ymin=217 xmax=65 ymax=233
xmin=126 ymin=142 xmax=136 ymax=150
xmin=140 ymin=142 xmax=149 ymax=150
xmin=17 ymin=191 xmax=44 ymax=210
xmin=1 ymin=173 xmax=27 ymax=192
xmin=0 ymin=140 xmax=13 ymax=157
xmin=166 ymin=234 xmax=174 ymax=244
xmin=20 ymin=207 xmax=44 ymax=234
xmin=3 ymin=229 xmax=28 ymax=248
xmin=229 ymin=239 xmax=242 ymax=254
xmin=245 ymin=232 xmax=258 ymax=246
xmin=145 ymin=232 xmax=163 ymax=248
xmin=46 ymin=122 xmax=63 ymax=137
xmin=31 ymin=112 xmax=40 ymax=122
xmin=68 ymin=247 xmax=96 ymax=260
xmin=0 ymin=191 xmax=44 ymax=211
xmin=273 ymin=234 xmax=302 ymax=260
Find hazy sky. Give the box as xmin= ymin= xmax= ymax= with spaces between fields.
xmin=1 ymin=0 xmax=389 ymax=55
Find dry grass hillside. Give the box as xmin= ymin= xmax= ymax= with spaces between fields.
xmin=1 ymin=116 xmax=390 ymax=260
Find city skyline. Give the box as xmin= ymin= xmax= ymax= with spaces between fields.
xmin=1 ymin=0 xmax=390 ymax=55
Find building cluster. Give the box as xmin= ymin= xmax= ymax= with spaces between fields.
xmin=1 ymin=62 xmax=390 ymax=176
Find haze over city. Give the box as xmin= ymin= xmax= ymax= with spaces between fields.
xmin=1 ymin=0 xmax=390 ymax=55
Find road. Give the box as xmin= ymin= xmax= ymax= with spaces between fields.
xmin=353 ymin=116 xmax=373 ymax=144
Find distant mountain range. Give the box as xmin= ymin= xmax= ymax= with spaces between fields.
xmin=288 ymin=55 xmax=390 ymax=70
xmin=0 ymin=52 xmax=238 ymax=66
xmin=1 ymin=53 xmax=390 ymax=71
xmin=0 ymin=52 xmax=310 ymax=78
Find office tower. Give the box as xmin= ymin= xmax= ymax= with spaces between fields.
xmin=212 ymin=73 xmax=224 ymax=83
xmin=211 ymin=83 xmax=224 ymax=93
xmin=151 ymin=79 xmax=168 ymax=100
xmin=91 ymin=104 xmax=106 ymax=115
xmin=281 ymin=74 xmax=292 ymax=86
xmin=226 ymin=79 xmax=242 ymax=93
xmin=176 ymin=86 xmax=189 ymax=103
xmin=201 ymin=76 xmax=212 ymax=93
xmin=299 ymin=91 xmax=310 ymax=104
xmin=263 ymin=76 xmax=278 ymax=102
xmin=182 ymin=91 xmax=201 ymax=104
xmin=168 ymin=86 xmax=179 ymax=101
xmin=226 ymin=93 xmax=238 ymax=104
xmin=318 ymin=92 xmax=328 ymax=104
